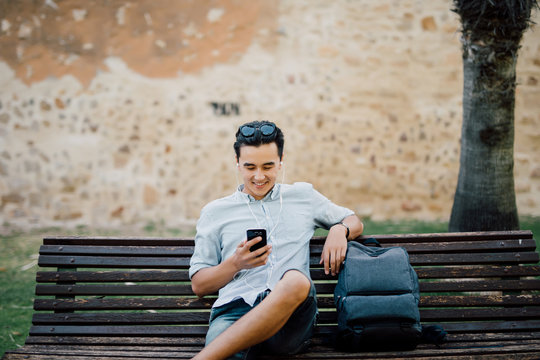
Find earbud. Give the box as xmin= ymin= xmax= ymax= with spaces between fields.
xmin=236 ymin=163 xmax=239 ymax=167
xmin=280 ymin=161 xmax=283 ymax=165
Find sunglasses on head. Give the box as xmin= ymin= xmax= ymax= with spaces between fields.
xmin=239 ymin=123 xmax=276 ymax=137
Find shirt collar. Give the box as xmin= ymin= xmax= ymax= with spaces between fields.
xmin=236 ymin=183 xmax=281 ymax=202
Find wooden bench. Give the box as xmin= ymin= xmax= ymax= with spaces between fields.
xmin=2 ymin=230 xmax=540 ymax=359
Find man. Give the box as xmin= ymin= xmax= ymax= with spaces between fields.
xmin=190 ymin=121 xmax=364 ymax=359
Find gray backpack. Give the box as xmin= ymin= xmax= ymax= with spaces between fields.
xmin=334 ymin=240 xmax=422 ymax=351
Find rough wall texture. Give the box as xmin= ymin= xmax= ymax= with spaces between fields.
xmin=0 ymin=0 xmax=539 ymax=231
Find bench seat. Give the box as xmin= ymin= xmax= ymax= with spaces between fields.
xmin=2 ymin=230 xmax=540 ymax=359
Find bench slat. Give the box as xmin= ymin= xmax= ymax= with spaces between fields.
xmin=413 ymin=265 xmax=540 ymax=279
xmin=30 ymin=318 xmax=540 ymax=338
xmin=369 ymin=239 xmax=537 ymax=253
xmin=6 ymin=343 xmax=540 ymax=360
xmin=29 ymin=325 xmax=208 ymax=336
xmin=24 ymin=331 xmax=540 ymax=346
xmin=315 ymin=279 xmax=540 ymax=294
xmin=36 ymin=270 xmax=190 ymax=283
xmin=447 ymin=332 xmax=540 ymax=342
xmin=320 ymin=307 xmax=540 ymax=323
xmin=313 ymin=231 xmax=534 ymax=245
xmin=7 ymin=344 xmax=202 ymax=358
xmin=439 ymin=320 xmax=540 ymax=333
xmin=41 ymin=240 xmax=538 ymax=258
xmin=25 ymin=335 xmax=206 ymax=346
xmin=310 ymin=252 xmax=539 ymax=266
xmin=38 ymin=256 xmax=190 ymax=268
xmin=316 ymin=320 xmax=540 ymax=334
xmin=11 ymin=344 xmax=203 ymax=351
xmin=30 ymin=319 xmax=540 ymax=338
xmin=419 ymin=279 xmax=540 ymax=293
xmin=317 ymin=307 xmax=540 ymax=323
xmin=35 ymin=284 xmax=193 ymax=296
xmin=35 ymin=278 xmax=540 ymax=296
xmin=310 ymin=239 xmax=538 ymax=254
xmin=419 ymin=294 xmax=540 ymax=307
xmin=40 ymin=231 xmax=532 ymax=245
xmin=310 ymin=265 xmax=540 ymax=280
xmin=41 ymin=252 xmax=537 ymax=269
xmin=419 ymin=307 xmax=540 ymax=321
xmin=0 ymin=354 xmax=193 ymax=360
xmin=17 ymin=335 xmax=540 ymax=360
xmin=366 ymin=230 xmax=534 ymax=242
xmin=13 ymin=342 xmax=540 ymax=359
xmin=34 ymin=294 xmax=540 ymax=311
xmin=39 ymin=245 xmax=194 ymax=256
xmin=384 ymin=252 xmax=539 ymax=265
xmin=35 ymin=278 xmax=540 ymax=297
xmin=33 ymin=312 xmax=210 ymax=325
xmin=4 ymin=348 xmax=198 ymax=360
xmin=43 ymin=237 xmax=195 ymax=246
xmin=33 ymin=306 xmax=540 ymax=326
xmin=34 ymin=297 xmax=215 ymax=311
xmin=316 ymin=294 xmax=540 ymax=309
xmin=35 ymin=265 xmax=540 ymax=285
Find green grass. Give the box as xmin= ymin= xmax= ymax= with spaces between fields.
xmin=520 ymin=216 xmax=540 ymax=249
xmin=1 ymin=231 xmax=43 ymax=357
xmin=1 ymin=218 xmax=539 ymax=356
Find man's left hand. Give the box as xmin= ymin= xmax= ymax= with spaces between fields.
xmin=320 ymin=226 xmax=348 ymax=276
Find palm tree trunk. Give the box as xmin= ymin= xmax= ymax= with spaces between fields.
xmin=448 ymin=0 xmax=538 ymax=231
xmin=449 ymin=38 xmax=519 ymax=231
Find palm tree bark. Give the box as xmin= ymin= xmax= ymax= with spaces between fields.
xmin=449 ymin=0 xmax=538 ymax=231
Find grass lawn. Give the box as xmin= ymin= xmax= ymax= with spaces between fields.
xmin=1 ymin=217 xmax=539 ymax=356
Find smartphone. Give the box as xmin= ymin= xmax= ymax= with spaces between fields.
xmin=247 ymin=229 xmax=267 ymax=252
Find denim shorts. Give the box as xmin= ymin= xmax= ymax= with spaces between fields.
xmin=205 ymin=281 xmax=318 ymax=360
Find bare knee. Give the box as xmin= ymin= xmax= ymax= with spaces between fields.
xmin=275 ymin=270 xmax=311 ymax=305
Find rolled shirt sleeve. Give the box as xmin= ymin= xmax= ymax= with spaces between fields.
xmin=189 ymin=207 xmax=221 ymax=279
xmin=310 ymin=185 xmax=355 ymax=230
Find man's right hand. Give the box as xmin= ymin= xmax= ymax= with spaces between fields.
xmin=191 ymin=237 xmax=272 ymax=297
xmin=233 ymin=237 xmax=272 ymax=271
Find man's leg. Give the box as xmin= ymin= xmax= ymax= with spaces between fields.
xmin=205 ymin=299 xmax=250 ymax=346
xmin=262 ymin=281 xmax=318 ymax=355
xmin=193 ymin=270 xmax=311 ymax=360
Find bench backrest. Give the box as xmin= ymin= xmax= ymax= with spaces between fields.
xmin=29 ymin=231 xmax=540 ymax=347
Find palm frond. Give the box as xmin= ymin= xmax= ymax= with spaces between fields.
xmin=453 ymin=0 xmax=539 ymax=34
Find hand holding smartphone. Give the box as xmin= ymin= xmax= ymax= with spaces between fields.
xmin=247 ymin=229 xmax=267 ymax=253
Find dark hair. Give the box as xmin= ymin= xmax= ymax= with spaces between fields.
xmin=234 ymin=120 xmax=284 ymax=161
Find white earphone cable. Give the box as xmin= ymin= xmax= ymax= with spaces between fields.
xmin=234 ymin=161 xmax=285 ymax=291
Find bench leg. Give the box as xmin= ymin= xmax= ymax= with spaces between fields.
xmin=193 ymin=270 xmax=311 ymax=360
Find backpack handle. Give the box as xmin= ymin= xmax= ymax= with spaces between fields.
xmin=362 ymin=237 xmax=382 ymax=247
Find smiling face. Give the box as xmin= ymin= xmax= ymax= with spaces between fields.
xmin=237 ymin=142 xmax=282 ymax=200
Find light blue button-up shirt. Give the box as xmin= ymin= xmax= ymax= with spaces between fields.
xmin=189 ymin=182 xmax=354 ymax=308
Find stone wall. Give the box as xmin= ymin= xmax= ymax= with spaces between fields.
xmin=0 ymin=0 xmax=539 ymax=231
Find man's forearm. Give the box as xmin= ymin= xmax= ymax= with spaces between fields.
xmin=191 ymin=256 xmax=239 ymax=297
xmin=340 ymin=214 xmax=364 ymax=240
